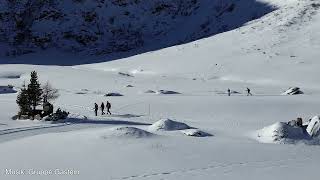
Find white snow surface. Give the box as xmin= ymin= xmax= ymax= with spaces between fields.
xmin=1 ymin=0 xmax=320 ymax=179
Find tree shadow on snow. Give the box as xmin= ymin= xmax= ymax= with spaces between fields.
xmin=0 ymin=0 xmax=276 ymax=65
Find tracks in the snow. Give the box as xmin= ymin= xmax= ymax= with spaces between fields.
xmin=0 ymin=123 xmax=75 ymax=143
xmin=112 ymin=156 xmax=312 ymax=180
xmin=0 ymin=123 xmax=70 ymax=136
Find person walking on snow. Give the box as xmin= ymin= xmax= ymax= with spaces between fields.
xmin=101 ymin=102 xmax=105 ymax=115
xmin=227 ymin=88 xmax=231 ymax=96
xmin=94 ymin=103 xmax=98 ymax=116
xmin=246 ymin=87 xmax=252 ymax=96
xmin=106 ymin=101 xmax=112 ymax=115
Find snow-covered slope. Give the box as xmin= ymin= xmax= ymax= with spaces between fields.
xmin=0 ymin=0 xmax=275 ymax=64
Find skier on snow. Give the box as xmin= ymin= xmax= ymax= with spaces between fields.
xmin=246 ymin=87 xmax=252 ymax=96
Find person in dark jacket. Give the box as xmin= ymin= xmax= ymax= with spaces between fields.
xmin=101 ymin=102 xmax=105 ymax=115
xmin=106 ymin=101 xmax=111 ymax=115
xmin=94 ymin=103 xmax=98 ymax=116
xmin=246 ymin=88 xmax=252 ymax=96
xmin=227 ymin=88 xmax=231 ymax=96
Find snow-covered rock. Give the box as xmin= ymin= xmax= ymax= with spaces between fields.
xmin=256 ymin=122 xmax=310 ymax=144
xmin=306 ymin=116 xmax=320 ymax=137
xmin=149 ymin=119 xmax=190 ymax=131
xmin=145 ymin=90 xmax=156 ymax=93
xmin=282 ymin=87 xmax=304 ymax=95
xmin=156 ymin=90 xmax=181 ymax=95
xmin=181 ymin=129 xmax=212 ymax=137
xmin=105 ymin=92 xmax=123 ymax=96
xmin=100 ymin=127 xmax=155 ymax=139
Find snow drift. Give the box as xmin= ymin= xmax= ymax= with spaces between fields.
xmin=149 ymin=119 xmax=190 ymax=131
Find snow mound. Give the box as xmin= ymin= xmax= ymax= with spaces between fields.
xmin=306 ymin=116 xmax=320 ymax=137
xmin=105 ymin=92 xmax=123 ymax=97
xmin=181 ymin=129 xmax=213 ymax=137
xmin=149 ymin=119 xmax=190 ymax=131
xmin=282 ymin=87 xmax=304 ymax=95
xmin=101 ymin=127 xmax=155 ymax=139
xmin=156 ymin=90 xmax=181 ymax=95
xmin=256 ymin=122 xmax=310 ymax=144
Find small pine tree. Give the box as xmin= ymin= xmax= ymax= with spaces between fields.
xmin=27 ymin=71 xmax=43 ymax=117
xmin=16 ymin=84 xmax=31 ymax=118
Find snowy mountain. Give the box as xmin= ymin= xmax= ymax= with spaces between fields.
xmin=0 ymin=0 xmax=274 ymax=63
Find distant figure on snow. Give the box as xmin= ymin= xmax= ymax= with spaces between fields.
xmin=227 ymin=88 xmax=231 ymax=96
xmin=101 ymin=102 xmax=105 ymax=115
xmin=94 ymin=103 xmax=98 ymax=116
xmin=246 ymin=88 xmax=252 ymax=96
xmin=106 ymin=101 xmax=111 ymax=115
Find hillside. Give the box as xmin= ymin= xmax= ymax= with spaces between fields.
xmin=0 ymin=0 xmax=274 ymax=65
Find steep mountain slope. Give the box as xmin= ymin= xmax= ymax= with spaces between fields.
xmin=0 ymin=0 xmax=275 ymax=64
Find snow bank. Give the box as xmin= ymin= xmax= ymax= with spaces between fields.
xmin=181 ymin=129 xmax=213 ymax=137
xmin=256 ymin=122 xmax=310 ymax=144
xmin=306 ymin=116 xmax=320 ymax=137
xmin=282 ymin=87 xmax=304 ymax=95
xmin=100 ymin=127 xmax=155 ymax=139
xmin=149 ymin=119 xmax=190 ymax=131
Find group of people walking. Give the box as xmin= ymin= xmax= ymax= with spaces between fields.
xmin=94 ymin=101 xmax=111 ymax=116
xmin=227 ymin=87 xmax=253 ymax=96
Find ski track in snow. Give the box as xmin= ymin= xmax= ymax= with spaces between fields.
xmin=113 ymin=156 xmax=312 ymax=180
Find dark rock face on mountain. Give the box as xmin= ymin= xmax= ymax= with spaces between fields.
xmin=0 ymin=0 xmax=275 ymax=64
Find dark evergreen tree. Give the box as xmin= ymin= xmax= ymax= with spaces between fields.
xmin=16 ymin=84 xmax=31 ymax=118
xmin=27 ymin=71 xmax=42 ymax=117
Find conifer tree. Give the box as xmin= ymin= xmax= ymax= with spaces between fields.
xmin=27 ymin=71 xmax=42 ymax=117
xmin=16 ymin=83 xmax=31 ymax=117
